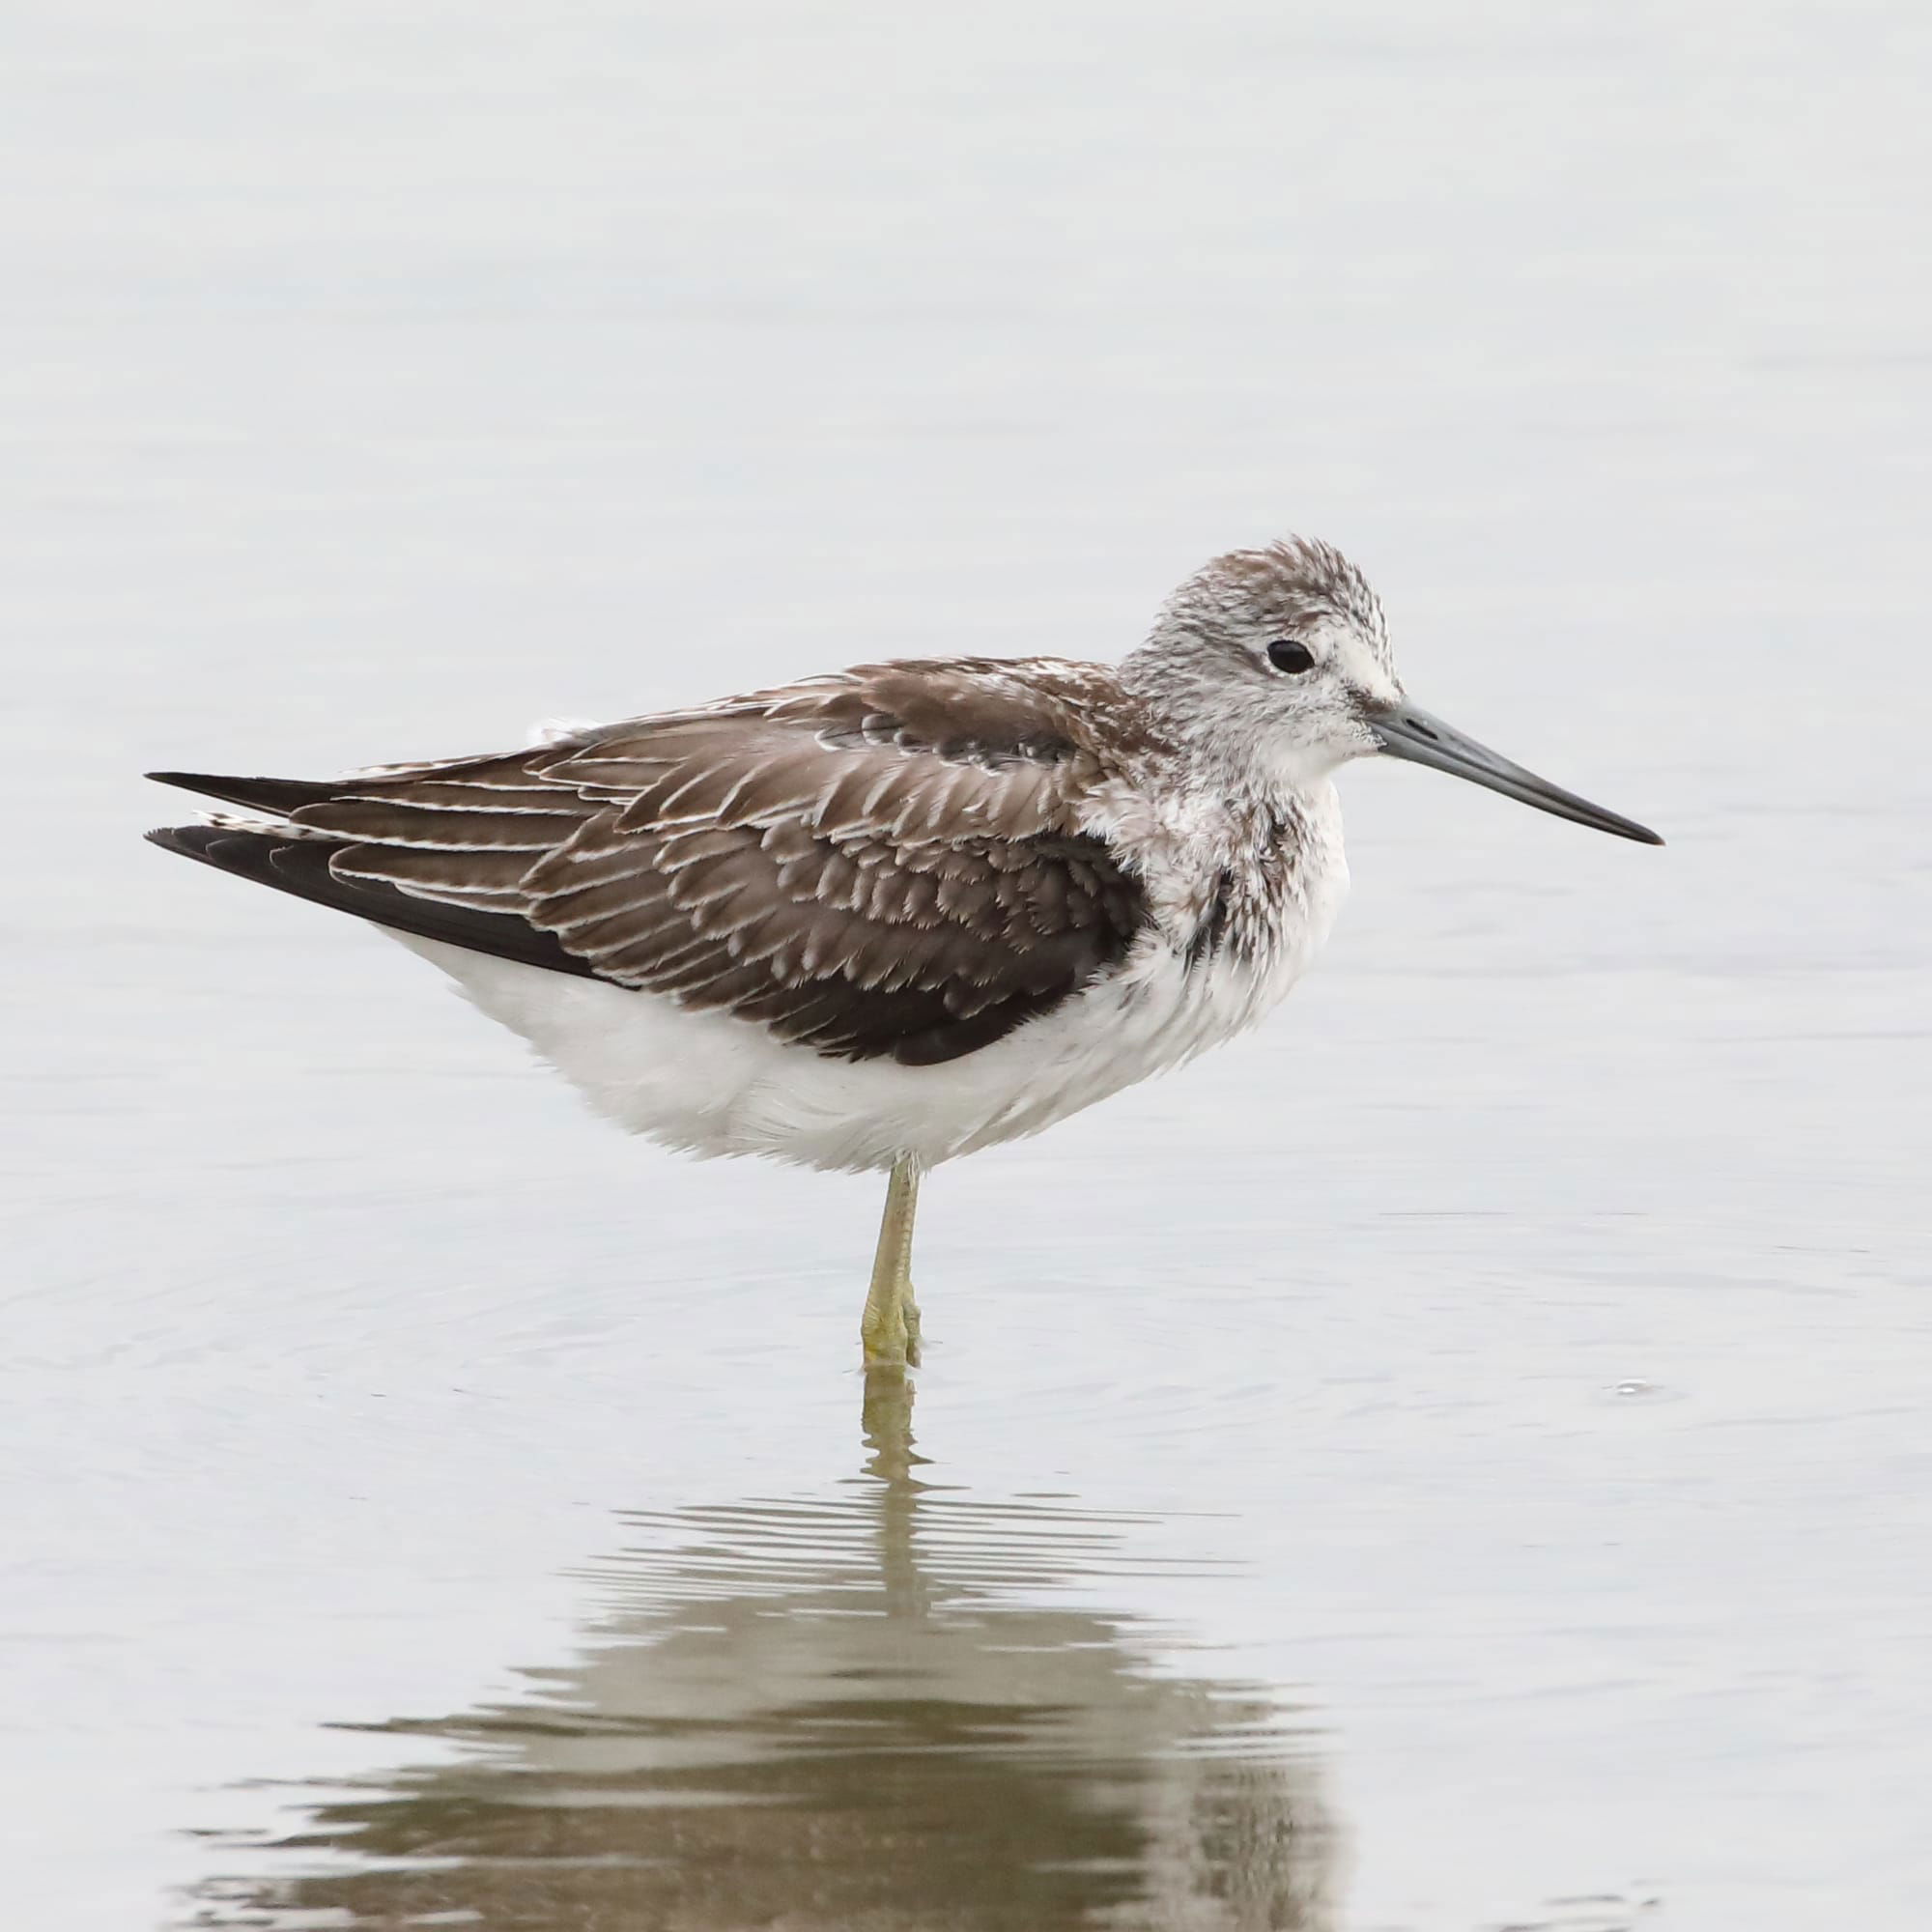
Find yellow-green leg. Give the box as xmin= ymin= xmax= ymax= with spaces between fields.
xmin=860 ymin=1155 xmax=923 ymax=1369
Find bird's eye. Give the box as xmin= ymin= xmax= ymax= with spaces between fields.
xmin=1265 ymin=639 xmax=1316 ymax=674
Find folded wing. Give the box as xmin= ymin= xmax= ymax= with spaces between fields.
xmin=148 ymin=661 xmax=1150 ymax=1065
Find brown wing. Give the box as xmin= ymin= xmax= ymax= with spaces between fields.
xmin=147 ymin=660 xmax=1151 ymax=1066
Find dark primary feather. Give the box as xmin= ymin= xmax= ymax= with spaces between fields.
xmin=146 ymin=661 xmax=1153 ymax=1065
xmin=147 ymin=770 xmax=338 ymax=815
xmin=143 ymin=824 xmax=597 ymax=976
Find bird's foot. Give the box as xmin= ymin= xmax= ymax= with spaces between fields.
xmin=861 ymin=1289 xmax=922 ymax=1370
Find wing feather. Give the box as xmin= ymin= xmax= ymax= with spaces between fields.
xmin=147 ymin=659 xmax=1152 ymax=1065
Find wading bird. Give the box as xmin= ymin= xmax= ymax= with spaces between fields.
xmin=147 ymin=538 xmax=1660 ymax=1369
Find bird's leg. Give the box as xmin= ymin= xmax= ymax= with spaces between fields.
xmin=860 ymin=1155 xmax=923 ymax=1369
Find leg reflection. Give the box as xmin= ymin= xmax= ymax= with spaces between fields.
xmin=861 ymin=1359 xmax=925 ymax=1490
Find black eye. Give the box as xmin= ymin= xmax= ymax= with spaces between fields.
xmin=1265 ymin=639 xmax=1315 ymax=674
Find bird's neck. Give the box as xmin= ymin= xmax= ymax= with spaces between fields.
xmin=1122 ymin=709 xmax=1343 ymax=832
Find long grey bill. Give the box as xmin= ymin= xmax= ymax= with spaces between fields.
xmin=1369 ymin=701 xmax=1663 ymax=846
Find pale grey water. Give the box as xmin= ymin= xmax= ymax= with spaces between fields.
xmin=4 ymin=3 xmax=1930 ymax=1927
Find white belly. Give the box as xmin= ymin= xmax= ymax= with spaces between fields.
xmin=397 ymin=898 xmax=1334 ymax=1176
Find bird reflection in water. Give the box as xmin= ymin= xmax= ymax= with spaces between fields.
xmin=192 ymin=1371 xmax=1337 ymax=1929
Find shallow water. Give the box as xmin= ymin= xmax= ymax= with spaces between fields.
xmin=5 ymin=2 xmax=1930 ymax=1927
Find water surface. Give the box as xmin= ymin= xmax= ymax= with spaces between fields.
xmin=192 ymin=1378 xmax=1338 ymax=1930
xmin=3 ymin=2 xmax=1929 ymax=1928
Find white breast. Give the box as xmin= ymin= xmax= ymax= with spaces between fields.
xmin=392 ymin=783 xmax=1349 ymax=1176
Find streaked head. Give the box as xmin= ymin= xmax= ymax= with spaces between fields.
xmin=1125 ymin=536 xmax=1662 ymax=845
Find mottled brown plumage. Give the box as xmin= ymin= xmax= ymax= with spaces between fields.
xmin=151 ymin=659 xmax=1152 ymax=1066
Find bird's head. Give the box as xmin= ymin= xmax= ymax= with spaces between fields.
xmin=1124 ymin=536 xmax=1662 ymax=844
